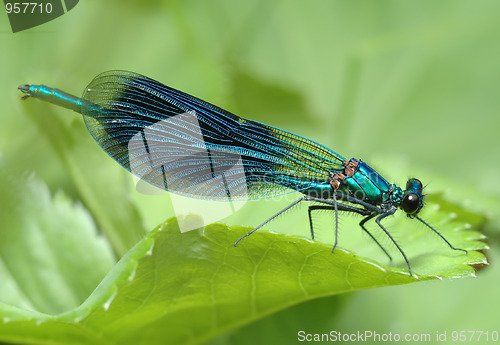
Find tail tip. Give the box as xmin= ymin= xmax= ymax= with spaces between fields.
xmin=18 ymin=84 xmax=32 ymax=99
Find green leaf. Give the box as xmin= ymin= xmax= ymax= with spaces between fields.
xmin=20 ymin=100 xmax=146 ymax=256
xmin=0 ymin=171 xmax=116 ymax=316
xmin=0 ymin=173 xmax=486 ymax=345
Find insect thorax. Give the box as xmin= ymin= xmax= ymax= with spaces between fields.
xmin=330 ymin=158 xmax=397 ymax=206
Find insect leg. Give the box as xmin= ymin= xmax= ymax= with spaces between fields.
xmin=305 ymin=194 xmax=339 ymax=252
xmin=308 ymin=205 xmax=326 ymax=240
xmin=307 ymin=202 xmax=366 ymax=240
xmin=415 ymin=216 xmax=468 ymax=254
xmin=307 ymin=207 xmax=393 ymax=261
xmin=234 ymin=197 xmax=307 ymax=246
xmin=375 ymin=209 xmax=413 ymax=276
xmin=332 ymin=193 xmax=339 ymax=252
xmin=359 ymin=214 xmax=393 ymax=261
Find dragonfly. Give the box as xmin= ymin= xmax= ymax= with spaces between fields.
xmin=19 ymin=70 xmax=467 ymax=275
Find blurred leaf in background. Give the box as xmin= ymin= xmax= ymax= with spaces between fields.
xmin=1 ymin=0 xmax=499 ymax=344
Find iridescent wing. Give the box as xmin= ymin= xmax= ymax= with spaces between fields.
xmin=81 ymin=70 xmax=344 ymax=200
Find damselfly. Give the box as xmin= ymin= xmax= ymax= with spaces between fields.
xmin=19 ymin=70 xmax=467 ymax=275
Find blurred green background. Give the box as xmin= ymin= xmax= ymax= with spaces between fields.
xmin=1 ymin=1 xmax=499 ymax=344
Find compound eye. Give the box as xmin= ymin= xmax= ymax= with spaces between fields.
xmin=406 ymin=178 xmax=423 ymax=190
xmin=402 ymin=193 xmax=420 ymax=214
